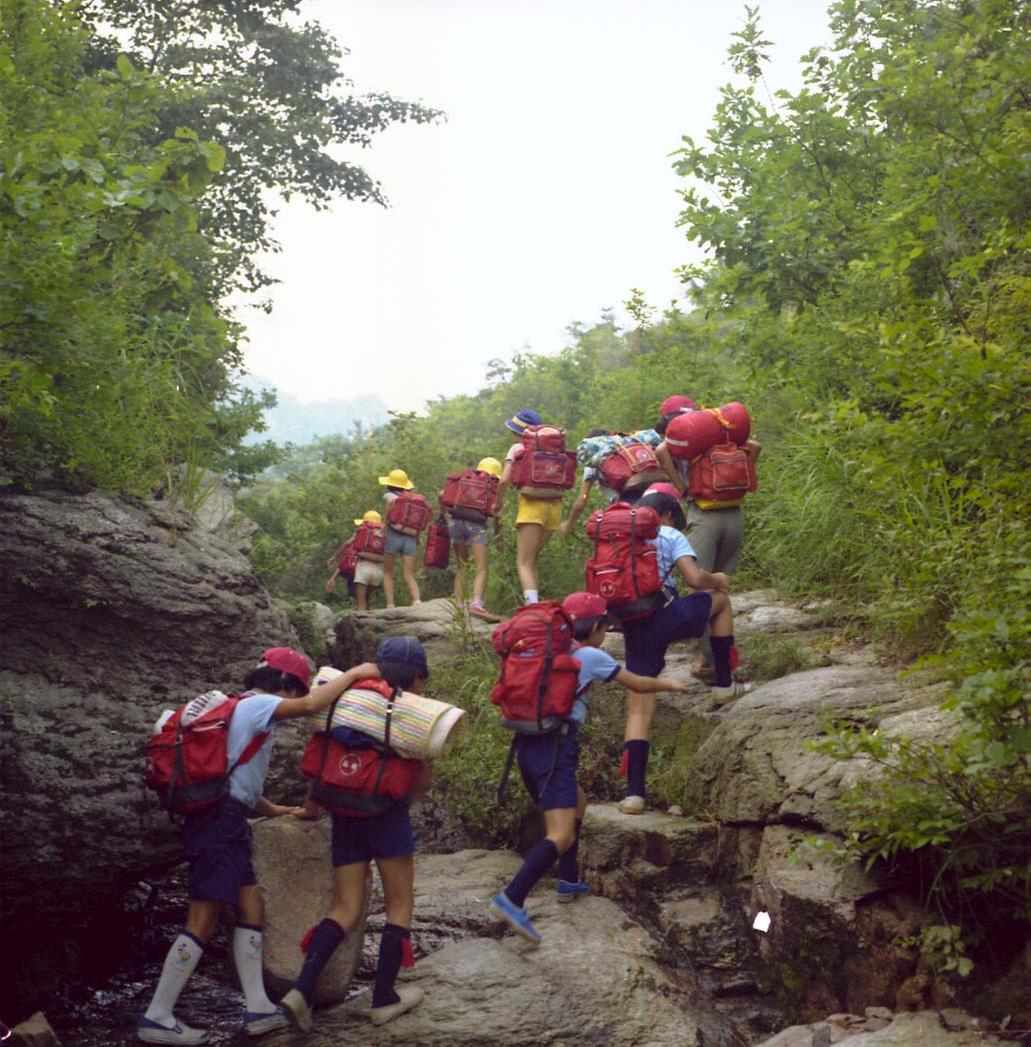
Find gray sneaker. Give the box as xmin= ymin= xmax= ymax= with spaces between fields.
xmin=710 ymin=682 xmax=753 ymax=706
xmin=371 ymin=985 xmax=425 ymax=1026
xmin=279 ymin=989 xmax=312 ymax=1033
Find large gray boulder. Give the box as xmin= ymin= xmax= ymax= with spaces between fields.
xmin=0 ymin=490 xmax=296 ymax=1012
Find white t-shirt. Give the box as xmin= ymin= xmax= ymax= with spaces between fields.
xmin=649 ymin=525 xmax=697 ymax=596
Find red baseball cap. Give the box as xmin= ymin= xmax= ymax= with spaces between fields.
xmin=260 ymin=647 xmax=312 ymax=686
xmin=562 ymin=592 xmax=609 ymax=622
xmin=643 ymin=481 xmax=684 ymax=501
xmin=660 ymin=395 xmax=697 ymax=416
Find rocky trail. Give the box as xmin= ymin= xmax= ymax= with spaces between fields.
xmin=2 ymin=489 xmax=1025 ymax=1046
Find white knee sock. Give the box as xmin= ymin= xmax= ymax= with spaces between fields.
xmin=145 ymin=931 xmax=204 ymax=1025
xmin=233 ymin=925 xmax=276 ymax=1014
xmin=523 ymin=589 xmax=539 ymax=604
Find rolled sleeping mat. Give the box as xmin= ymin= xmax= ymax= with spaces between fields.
xmin=664 ymin=403 xmax=751 ymax=459
xmin=306 ymin=666 xmax=466 ymax=760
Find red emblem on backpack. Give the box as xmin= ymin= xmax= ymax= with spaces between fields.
xmin=509 ymin=426 xmax=576 ymax=499
xmin=584 ymin=503 xmax=666 ymax=622
xmin=386 ymin=492 xmax=433 ymax=536
xmin=490 ymin=602 xmax=581 ymax=734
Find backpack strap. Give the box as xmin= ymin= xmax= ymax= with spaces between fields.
xmin=496 ymin=736 xmax=518 ymax=806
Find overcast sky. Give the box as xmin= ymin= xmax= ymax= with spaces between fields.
xmin=238 ymin=0 xmax=833 ymax=412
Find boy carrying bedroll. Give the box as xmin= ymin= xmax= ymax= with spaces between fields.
xmin=487 ymin=594 xmax=691 ymax=944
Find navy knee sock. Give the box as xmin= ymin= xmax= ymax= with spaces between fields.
xmin=294 ymin=918 xmax=345 ymax=1004
xmin=504 ymin=839 xmax=559 ymax=907
xmin=624 ymin=740 xmax=649 ymax=798
xmin=557 ymin=819 xmax=582 ymax=883
xmin=372 ymin=923 xmax=411 ymax=1008
xmin=711 ymin=635 xmax=734 ymax=687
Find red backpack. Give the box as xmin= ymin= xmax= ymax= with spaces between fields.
xmin=490 ymin=602 xmax=581 ymax=734
xmin=423 ymin=514 xmax=451 ymax=569
xmin=598 ymin=441 xmax=666 ymax=494
xmin=300 ymin=679 xmax=424 ymax=817
xmin=353 ymin=521 xmax=386 ymax=561
xmin=441 ymin=469 xmax=498 ymax=522
xmin=337 ymin=539 xmax=359 ymax=578
xmin=145 ymin=692 xmax=269 ymax=815
xmin=386 ymin=491 xmax=433 ymax=536
xmin=509 ymin=426 xmax=577 ymax=499
xmin=584 ymin=503 xmax=667 ymax=621
xmin=689 ymin=442 xmax=758 ymax=503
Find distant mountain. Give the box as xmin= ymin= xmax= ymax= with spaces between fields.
xmin=241 ymin=375 xmax=390 ymax=446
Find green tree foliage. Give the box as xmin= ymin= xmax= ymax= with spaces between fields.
xmin=79 ymin=0 xmax=443 ymax=297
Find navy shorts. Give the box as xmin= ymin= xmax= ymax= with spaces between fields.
xmin=331 ymin=802 xmax=415 ymax=866
xmin=622 ymin=592 xmax=713 ymax=676
xmin=516 ymin=725 xmax=579 ymax=811
xmin=384 ymin=528 xmax=419 ymax=557
xmin=183 ymin=797 xmax=256 ymax=905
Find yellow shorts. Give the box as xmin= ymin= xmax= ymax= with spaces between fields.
xmin=515 ymin=494 xmax=563 ymax=531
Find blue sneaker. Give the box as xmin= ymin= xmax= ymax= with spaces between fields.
xmin=556 ymin=879 xmax=590 ymax=904
xmin=488 ymin=891 xmax=541 ymax=944
xmin=137 ymin=1015 xmax=209 ymax=1045
xmin=244 ymin=1006 xmax=289 ymax=1037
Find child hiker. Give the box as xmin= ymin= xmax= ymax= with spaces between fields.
xmin=351 ymin=510 xmax=386 ymax=611
xmin=137 ymin=648 xmax=380 ymax=1046
xmin=280 ymin=637 xmax=433 ymax=1031
xmin=618 ymin=488 xmax=750 ymax=815
xmin=488 ymin=593 xmax=691 ymax=944
xmin=380 ymin=468 xmax=424 ymax=608
xmin=447 ymin=456 xmax=502 ymax=618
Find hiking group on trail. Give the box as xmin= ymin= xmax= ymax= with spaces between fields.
xmin=139 ymin=393 xmax=760 ymax=1044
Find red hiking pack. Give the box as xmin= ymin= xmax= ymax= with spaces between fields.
xmin=353 ymin=521 xmax=386 ymax=561
xmin=337 ymin=539 xmax=359 ymax=578
xmin=598 ymin=441 xmax=666 ymax=494
xmin=490 ymin=601 xmax=581 ymax=734
xmin=386 ymin=491 xmax=433 ymax=536
xmin=423 ymin=514 xmax=451 ymax=569
xmin=441 ymin=469 xmax=498 ymax=522
xmin=510 ymin=426 xmax=577 ymax=499
xmin=300 ymin=678 xmax=423 ymax=817
xmin=145 ymin=692 xmax=269 ymax=815
xmin=689 ymin=442 xmax=758 ymax=503
xmin=665 ymin=402 xmax=752 ymax=460
xmin=584 ymin=503 xmax=667 ymax=621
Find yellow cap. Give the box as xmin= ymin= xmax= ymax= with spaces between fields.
xmin=353 ymin=509 xmax=382 ymax=526
xmin=476 ymin=456 xmax=503 ymax=478
xmin=378 ymin=468 xmax=414 ymax=490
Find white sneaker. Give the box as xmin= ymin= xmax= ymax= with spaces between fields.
xmin=279 ymin=988 xmax=312 ymax=1033
xmin=710 ymin=682 xmax=753 ymax=706
xmin=371 ymin=985 xmax=425 ymax=1026
xmin=618 ymin=795 xmax=646 ymax=815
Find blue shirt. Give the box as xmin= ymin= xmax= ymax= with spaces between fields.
xmin=650 ymin=525 xmax=696 ymax=596
xmin=567 ymin=644 xmax=622 ymax=725
xmin=227 ymin=692 xmax=282 ymax=808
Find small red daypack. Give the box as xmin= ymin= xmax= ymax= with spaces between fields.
xmin=689 ymin=442 xmax=758 ymax=503
xmin=490 ymin=602 xmax=581 ymax=734
xmin=300 ymin=678 xmax=424 ymax=817
xmin=510 ymin=426 xmax=577 ymax=499
xmin=423 ymin=516 xmax=451 ymax=569
xmin=598 ymin=441 xmax=666 ymax=494
xmin=353 ymin=521 xmax=386 ymax=561
xmin=386 ymin=492 xmax=433 ymax=536
xmin=337 ymin=539 xmax=359 ymax=578
xmin=441 ymin=469 xmax=498 ymax=522
xmin=584 ymin=503 xmax=667 ymax=621
xmin=145 ymin=692 xmax=269 ymax=815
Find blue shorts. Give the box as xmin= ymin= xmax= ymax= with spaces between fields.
xmin=385 ymin=528 xmax=418 ymax=557
xmin=516 ymin=726 xmax=579 ymax=811
xmin=183 ymin=798 xmax=256 ymax=905
xmin=331 ymin=802 xmax=415 ymax=866
xmin=447 ymin=515 xmax=488 ymax=546
xmin=622 ymin=592 xmax=713 ymax=676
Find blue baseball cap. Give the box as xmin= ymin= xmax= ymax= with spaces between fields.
xmin=505 ymin=408 xmax=542 ymax=434
xmin=376 ymin=636 xmax=429 ymax=679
